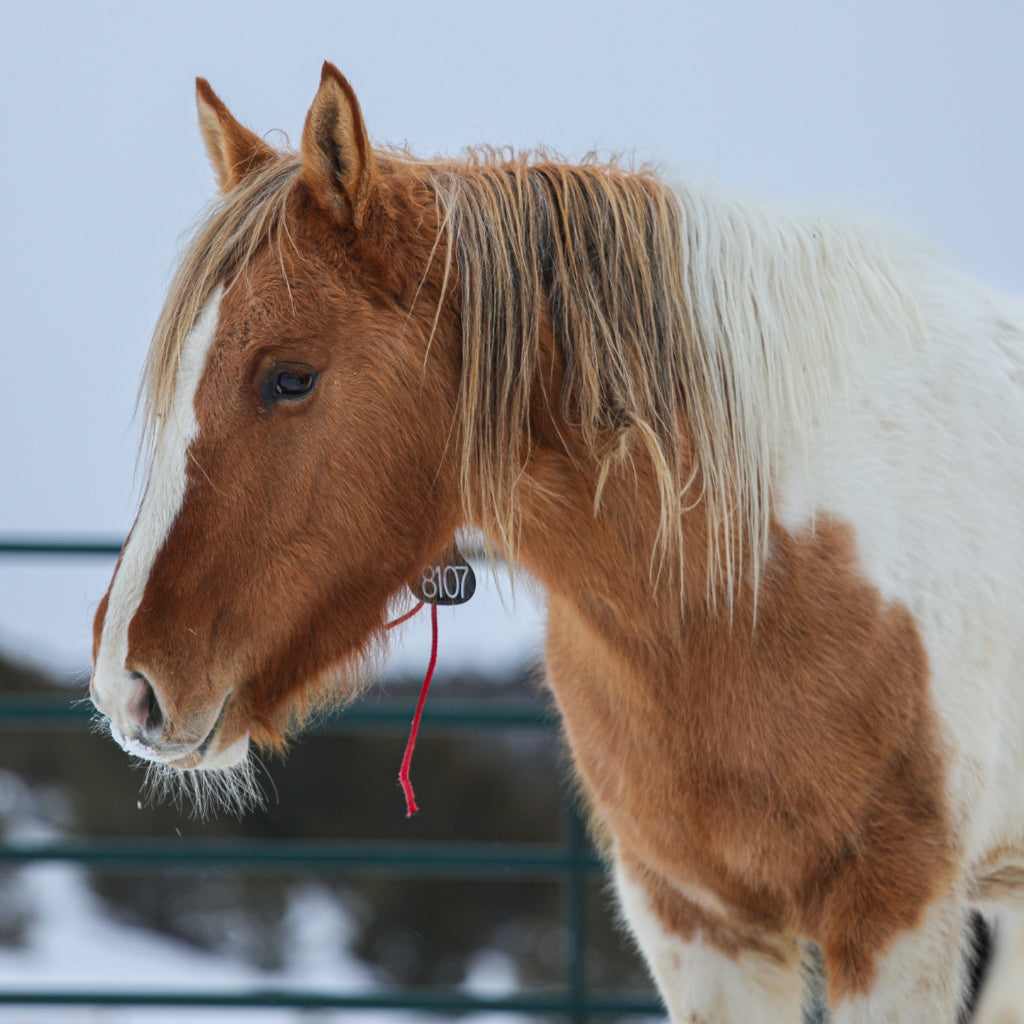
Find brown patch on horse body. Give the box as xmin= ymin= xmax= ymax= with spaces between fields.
xmin=520 ymin=450 xmax=953 ymax=1001
xmin=624 ymin=856 xmax=796 ymax=964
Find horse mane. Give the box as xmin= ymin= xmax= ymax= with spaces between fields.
xmin=428 ymin=154 xmax=694 ymax=577
xmin=144 ymin=147 xmax=924 ymax=607
xmin=429 ymin=154 xmax=923 ymax=604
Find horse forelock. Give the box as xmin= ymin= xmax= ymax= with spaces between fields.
xmin=141 ymin=153 xmax=304 ymax=462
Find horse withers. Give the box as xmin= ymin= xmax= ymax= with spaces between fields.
xmin=90 ymin=64 xmax=1024 ymax=1022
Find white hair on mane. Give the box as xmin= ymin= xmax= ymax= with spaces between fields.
xmin=671 ymin=181 xmax=926 ymax=599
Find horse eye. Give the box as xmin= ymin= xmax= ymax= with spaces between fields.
xmin=265 ymin=367 xmax=318 ymax=403
xmin=275 ymin=371 xmax=314 ymax=396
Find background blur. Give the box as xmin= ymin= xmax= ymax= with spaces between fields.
xmin=0 ymin=0 xmax=1021 ymax=1019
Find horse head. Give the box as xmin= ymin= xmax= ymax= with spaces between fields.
xmin=90 ymin=65 xmax=462 ymax=794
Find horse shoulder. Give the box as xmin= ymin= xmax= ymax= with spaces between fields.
xmin=543 ymin=513 xmax=959 ymax=997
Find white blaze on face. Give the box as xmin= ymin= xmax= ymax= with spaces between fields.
xmin=91 ymin=288 xmax=224 ymax=758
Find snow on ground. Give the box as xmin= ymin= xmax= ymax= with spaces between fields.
xmin=0 ymin=859 xmax=527 ymax=1024
xmin=0 ymin=771 xmax=531 ymax=1024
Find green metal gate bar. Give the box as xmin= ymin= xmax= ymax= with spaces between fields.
xmin=0 ymin=537 xmax=124 ymax=556
xmin=0 ymin=692 xmax=556 ymax=731
xmin=0 ymin=834 xmax=602 ymax=876
xmin=0 ymin=990 xmax=664 ymax=1015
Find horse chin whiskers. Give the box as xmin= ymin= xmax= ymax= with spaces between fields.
xmin=139 ymin=753 xmax=265 ymax=821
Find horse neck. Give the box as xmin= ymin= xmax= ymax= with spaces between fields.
xmin=507 ymin=400 xmax=712 ymax=656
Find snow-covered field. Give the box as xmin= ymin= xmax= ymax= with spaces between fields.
xmin=0 ymin=776 xmax=333 ymax=1022
xmin=0 ymin=861 xmax=523 ymax=1024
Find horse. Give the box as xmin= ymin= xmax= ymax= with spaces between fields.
xmin=89 ymin=63 xmax=1024 ymax=1022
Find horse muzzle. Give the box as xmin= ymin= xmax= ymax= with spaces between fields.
xmin=90 ymin=671 xmax=247 ymax=770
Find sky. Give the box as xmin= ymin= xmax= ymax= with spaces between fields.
xmin=1 ymin=0 xmax=1023 ymax=680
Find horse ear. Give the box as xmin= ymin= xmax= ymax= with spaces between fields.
xmin=196 ymin=78 xmax=276 ymax=194
xmin=300 ymin=62 xmax=375 ymax=228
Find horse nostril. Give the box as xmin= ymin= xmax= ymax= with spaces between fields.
xmin=129 ymin=671 xmax=164 ymax=736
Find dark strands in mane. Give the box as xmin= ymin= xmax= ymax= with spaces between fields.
xmin=430 ymin=154 xmax=694 ymax=564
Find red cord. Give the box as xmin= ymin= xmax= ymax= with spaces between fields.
xmin=397 ymin=603 xmax=439 ymax=817
xmin=385 ymin=601 xmax=425 ymax=631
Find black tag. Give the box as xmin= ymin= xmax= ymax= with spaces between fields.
xmin=411 ymin=544 xmax=477 ymax=605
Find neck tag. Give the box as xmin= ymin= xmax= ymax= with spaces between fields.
xmin=411 ymin=544 xmax=476 ymax=605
